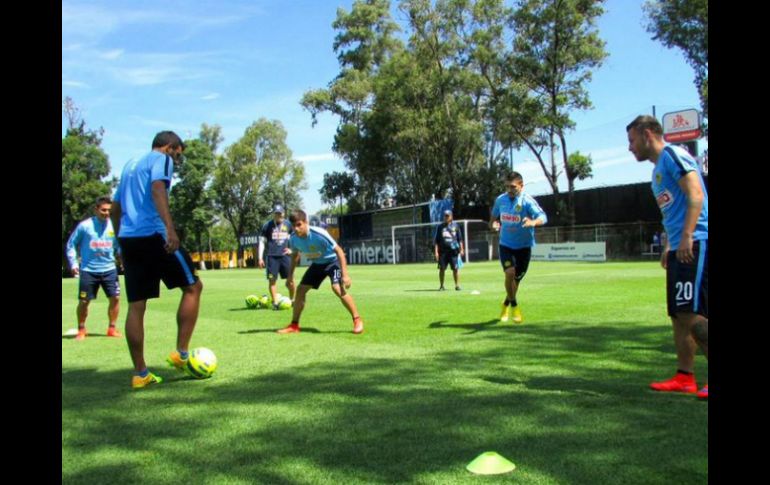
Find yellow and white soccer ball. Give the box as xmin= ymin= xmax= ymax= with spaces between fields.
xmin=245 ymin=295 xmax=260 ymax=309
xmin=186 ymin=347 xmax=218 ymax=379
xmin=278 ymin=296 xmax=293 ymax=310
xmin=258 ymin=294 xmax=270 ymax=308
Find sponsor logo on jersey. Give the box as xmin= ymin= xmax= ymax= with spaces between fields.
xmin=89 ymin=240 xmax=114 ymax=249
xmin=515 ymin=204 xmax=522 ymax=212
xmin=656 ymin=189 xmax=674 ymax=210
xmin=501 ymin=213 xmax=521 ymax=223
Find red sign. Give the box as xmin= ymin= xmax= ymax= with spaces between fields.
xmin=662 ymin=109 xmax=702 ymax=142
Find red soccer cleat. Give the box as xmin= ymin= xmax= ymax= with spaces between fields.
xmin=106 ymin=327 xmax=122 ymax=337
xmin=75 ymin=329 xmax=87 ymax=341
xmin=353 ymin=316 xmax=364 ymax=334
xmin=276 ymin=323 xmax=300 ymax=334
xmin=696 ymin=385 xmax=708 ymax=400
xmin=650 ymin=373 xmax=697 ymax=394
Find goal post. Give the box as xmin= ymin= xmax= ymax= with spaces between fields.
xmin=391 ymin=219 xmax=489 ymax=264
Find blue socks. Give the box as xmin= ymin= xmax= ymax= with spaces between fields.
xmin=178 ymin=349 xmax=189 ymax=360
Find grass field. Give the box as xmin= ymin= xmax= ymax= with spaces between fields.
xmin=62 ymin=261 xmax=707 ymax=484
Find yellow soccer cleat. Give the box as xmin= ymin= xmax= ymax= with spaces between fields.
xmin=166 ymin=351 xmax=188 ymax=372
xmin=510 ymin=305 xmax=523 ymax=324
xmin=131 ymin=372 xmax=163 ymax=389
xmin=499 ymin=301 xmax=510 ymax=322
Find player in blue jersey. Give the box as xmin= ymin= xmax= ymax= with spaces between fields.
xmin=491 ymin=171 xmax=548 ymax=323
xmin=276 ymin=209 xmax=364 ymax=335
xmin=66 ymin=196 xmax=122 ymax=341
xmin=257 ymin=204 xmax=296 ymax=309
xmin=433 ymin=210 xmax=465 ymax=290
xmin=111 ymin=131 xmax=204 ymax=389
xmin=627 ymin=115 xmax=708 ymax=400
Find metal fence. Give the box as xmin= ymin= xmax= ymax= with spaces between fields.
xmin=508 ymin=222 xmax=665 ymax=260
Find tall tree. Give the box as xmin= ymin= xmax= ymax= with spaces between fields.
xmin=301 ymin=0 xmax=402 ymax=210
xmin=169 ymin=136 xmax=217 ymax=254
xmin=320 ymin=171 xmax=356 ymax=215
xmin=512 ymin=0 xmax=607 ymax=225
xmin=199 ymin=123 xmax=225 ymax=154
xmin=212 ymin=119 xmax=306 ymax=265
xmin=643 ymin=0 xmax=708 ymax=117
xmin=61 ymin=97 xmax=114 ymax=271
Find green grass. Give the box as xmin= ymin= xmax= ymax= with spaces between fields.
xmin=62 ymin=261 xmax=707 ymax=484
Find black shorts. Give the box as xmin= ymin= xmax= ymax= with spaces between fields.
xmin=266 ymin=255 xmax=291 ymax=280
xmin=119 ymin=234 xmax=199 ymax=303
xmin=79 ymin=269 xmax=120 ymax=300
xmin=437 ymin=251 xmax=460 ymax=271
xmin=499 ymin=245 xmax=531 ymax=282
xmin=300 ymin=261 xmax=342 ymax=289
xmin=666 ymin=240 xmax=708 ymax=318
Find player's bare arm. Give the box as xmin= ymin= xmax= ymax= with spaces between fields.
xmin=287 ymin=250 xmax=300 ymax=284
xmin=676 ymin=172 xmax=704 ymax=264
xmin=151 ymin=180 xmax=179 ymax=253
xmin=110 ymin=200 xmax=122 ymax=237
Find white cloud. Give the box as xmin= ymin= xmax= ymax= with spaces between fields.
xmin=100 ymin=49 xmax=124 ymax=60
xmin=201 ymin=93 xmax=221 ymax=101
xmin=63 ymin=80 xmax=90 ymax=89
xmin=296 ymin=153 xmax=338 ymax=163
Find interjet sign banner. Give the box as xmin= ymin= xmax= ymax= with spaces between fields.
xmin=662 ymin=109 xmax=702 ymax=143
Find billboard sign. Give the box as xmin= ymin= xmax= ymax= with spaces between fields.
xmin=662 ymin=109 xmax=702 ymax=143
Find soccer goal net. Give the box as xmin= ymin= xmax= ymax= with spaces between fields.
xmin=390 ymin=219 xmax=493 ymax=264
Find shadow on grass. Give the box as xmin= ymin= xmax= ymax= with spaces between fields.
xmin=61 ymin=332 xmax=117 ymax=340
xmin=238 ymin=327 xmax=322 ymax=334
xmin=63 ymin=322 xmax=707 ymax=484
xmin=428 ymin=319 xmax=504 ymax=334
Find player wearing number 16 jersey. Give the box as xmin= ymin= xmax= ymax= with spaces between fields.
xmin=627 ymin=115 xmax=708 ymax=400
xmin=275 ymin=210 xmax=364 ymax=335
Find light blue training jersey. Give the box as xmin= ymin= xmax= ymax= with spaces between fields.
xmin=492 ymin=192 xmax=548 ymax=250
xmin=114 ymin=151 xmax=174 ymax=238
xmin=289 ymin=226 xmax=338 ymax=265
xmin=652 ymin=145 xmax=708 ymax=248
xmin=66 ymin=217 xmax=120 ymax=273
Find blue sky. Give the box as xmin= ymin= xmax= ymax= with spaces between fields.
xmin=62 ymin=0 xmax=705 ymax=215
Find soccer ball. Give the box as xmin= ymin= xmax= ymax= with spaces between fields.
xmin=278 ymin=296 xmax=292 ymax=310
xmin=186 ymin=347 xmax=217 ymax=379
xmin=245 ymin=295 xmax=259 ymax=309
xmin=258 ymin=295 xmax=270 ymax=309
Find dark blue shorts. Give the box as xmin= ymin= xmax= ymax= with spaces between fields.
xmin=437 ymin=250 xmax=460 ymax=271
xmin=300 ymin=261 xmax=342 ymax=289
xmin=119 ymin=234 xmax=199 ymax=303
xmin=266 ymin=255 xmax=291 ymax=280
xmin=79 ymin=269 xmax=120 ymax=300
xmin=499 ymin=245 xmax=531 ymax=282
xmin=666 ymin=240 xmax=708 ymax=318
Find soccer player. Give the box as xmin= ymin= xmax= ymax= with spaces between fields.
xmin=433 ymin=210 xmax=464 ymax=290
xmin=276 ymin=210 xmax=364 ymax=335
xmin=257 ymin=204 xmax=296 ymax=309
xmin=66 ymin=196 xmax=122 ymax=341
xmin=111 ymin=131 xmax=204 ymax=389
xmin=491 ymin=171 xmax=547 ymax=323
xmin=626 ymin=115 xmax=708 ymax=400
